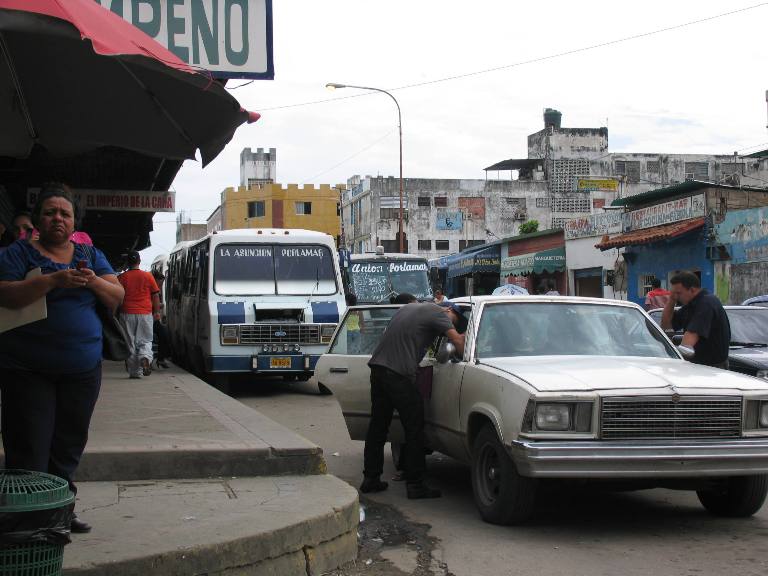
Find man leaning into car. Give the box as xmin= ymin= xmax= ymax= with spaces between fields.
xmin=361 ymin=297 xmax=465 ymax=499
xmin=662 ymin=270 xmax=730 ymax=368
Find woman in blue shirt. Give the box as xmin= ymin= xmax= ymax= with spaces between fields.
xmin=0 ymin=183 xmax=124 ymax=534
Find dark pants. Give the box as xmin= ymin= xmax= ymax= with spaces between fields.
xmin=1 ymin=364 xmax=102 ymax=494
xmin=153 ymin=319 xmax=171 ymax=361
xmin=364 ymin=366 xmax=426 ymax=484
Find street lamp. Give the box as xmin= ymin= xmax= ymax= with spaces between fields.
xmin=326 ymin=82 xmax=405 ymax=253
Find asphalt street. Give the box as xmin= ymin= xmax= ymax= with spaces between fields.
xmin=234 ymin=378 xmax=768 ymax=576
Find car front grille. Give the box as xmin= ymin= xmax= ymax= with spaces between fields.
xmin=600 ymin=396 xmax=742 ymax=439
xmin=239 ymin=324 xmax=321 ymax=344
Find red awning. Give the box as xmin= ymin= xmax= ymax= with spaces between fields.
xmin=595 ymin=217 xmax=706 ymax=251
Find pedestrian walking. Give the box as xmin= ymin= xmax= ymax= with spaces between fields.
xmin=0 ymin=183 xmax=124 ymax=533
xmin=362 ymin=299 xmax=465 ymax=499
xmin=118 ymin=250 xmax=161 ymax=378
xmin=644 ymin=278 xmax=671 ymax=310
xmin=661 ymin=271 xmax=730 ymax=368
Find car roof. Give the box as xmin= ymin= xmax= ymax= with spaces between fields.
xmin=450 ymin=295 xmax=641 ymax=309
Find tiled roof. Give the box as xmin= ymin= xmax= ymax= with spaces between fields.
xmin=595 ymin=217 xmax=705 ymax=250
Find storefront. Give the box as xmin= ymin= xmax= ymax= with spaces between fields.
xmin=445 ymin=244 xmax=501 ymax=297
xmin=499 ymin=230 xmax=566 ymax=294
xmin=564 ymin=211 xmax=625 ymax=299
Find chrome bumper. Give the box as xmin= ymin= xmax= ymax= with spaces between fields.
xmin=510 ymin=438 xmax=768 ymax=478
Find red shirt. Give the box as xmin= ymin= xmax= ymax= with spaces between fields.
xmin=118 ymin=269 xmax=159 ymax=314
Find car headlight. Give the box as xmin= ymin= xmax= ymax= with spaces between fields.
xmin=757 ymin=370 xmax=768 ymax=381
xmin=221 ymin=325 xmax=239 ymax=345
xmin=744 ymin=399 xmax=768 ymax=430
xmin=524 ymin=401 xmax=593 ymax=433
xmin=321 ymin=324 xmax=337 ymax=343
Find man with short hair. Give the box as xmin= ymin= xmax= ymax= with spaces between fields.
xmin=362 ymin=300 xmax=465 ymax=499
xmin=661 ymin=271 xmax=730 ymax=368
xmin=644 ymin=278 xmax=671 ymax=310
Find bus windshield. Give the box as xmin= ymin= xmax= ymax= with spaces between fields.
xmin=349 ymin=259 xmax=431 ymax=303
xmin=214 ymin=243 xmax=337 ymax=296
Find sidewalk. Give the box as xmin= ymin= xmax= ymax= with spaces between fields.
xmin=3 ymin=362 xmax=359 ymax=575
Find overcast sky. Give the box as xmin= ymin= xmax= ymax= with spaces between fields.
xmin=143 ymin=0 xmax=768 ymax=266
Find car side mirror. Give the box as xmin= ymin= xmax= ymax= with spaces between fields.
xmin=678 ymin=345 xmax=695 ymax=361
xmin=436 ymin=341 xmax=456 ymax=364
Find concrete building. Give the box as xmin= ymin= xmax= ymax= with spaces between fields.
xmin=240 ymin=147 xmax=276 ymax=188
xmin=175 ymin=210 xmax=207 ymax=243
xmin=212 ymin=183 xmax=342 ymax=244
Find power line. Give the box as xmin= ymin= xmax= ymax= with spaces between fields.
xmin=257 ymin=2 xmax=767 ymax=112
xmin=303 ymin=129 xmax=397 ymax=182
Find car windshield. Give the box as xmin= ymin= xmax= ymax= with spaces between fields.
xmin=349 ymin=259 xmax=431 ymax=303
xmin=475 ymin=302 xmax=678 ymax=359
xmin=214 ymin=243 xmax=337 ymax=295
xmin=727 ymin=308 xmax=768 ymax=345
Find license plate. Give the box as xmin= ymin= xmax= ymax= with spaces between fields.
xmin=270 ymin=357 xmax=291 ymax=369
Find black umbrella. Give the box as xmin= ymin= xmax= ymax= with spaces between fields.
xmin=0 ymin=0 xmax=258 ymax=166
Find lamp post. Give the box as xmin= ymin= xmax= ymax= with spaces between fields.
xmin=326 ymin=83 xmax=405 ymax=253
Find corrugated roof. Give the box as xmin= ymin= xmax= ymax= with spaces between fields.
xmin=484 ymin=158 xmax=541 ymax=171
xmin=595 ymin=217 xmax=705 ymax=250
xmin=611 ymin=180 xmax=767 ymax=207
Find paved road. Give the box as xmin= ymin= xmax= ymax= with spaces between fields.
xmin=235 ymin=379 xmax=768 ymax=576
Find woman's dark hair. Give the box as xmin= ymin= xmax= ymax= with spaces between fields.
xmin=31 ymin=182 xmax=81 ymax=228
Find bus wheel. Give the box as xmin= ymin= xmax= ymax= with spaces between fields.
xmin=211 ymin=374 xmax=231 ymax=395
xmin=283 ymin=374 xmax=298 ymax=382
xmin=298 ymin=373 xmax=311 ymax=382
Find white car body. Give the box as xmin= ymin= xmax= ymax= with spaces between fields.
xmin=315 ymin=296 xmax=768 ymax=524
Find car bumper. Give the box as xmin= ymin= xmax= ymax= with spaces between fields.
xmin=510 ymin=438 xmax=768 ymax=478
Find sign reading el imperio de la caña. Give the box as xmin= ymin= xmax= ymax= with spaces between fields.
xmin=28 ymin=189 xmax=175 ymax=212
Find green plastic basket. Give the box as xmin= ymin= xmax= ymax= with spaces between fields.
xmin=0 ymin=470 xmax=73 ymax=513
xmin=0 ymin=470 xmax=74 ymax=576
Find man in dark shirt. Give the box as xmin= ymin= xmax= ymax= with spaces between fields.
xmin=362 ymin=300 xmax=465 ymax=499
xmin=661 ymin=271 xmax=730 ymax=368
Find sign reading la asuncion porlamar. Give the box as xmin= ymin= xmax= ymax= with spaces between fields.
xmin=94 ymin=0 xmax=274 ymax=79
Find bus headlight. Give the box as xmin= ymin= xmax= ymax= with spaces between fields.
xmin=221 ymin=325 xmax=239 ymax=345
xmin=321 ymin=324 xmax=337 ymax=343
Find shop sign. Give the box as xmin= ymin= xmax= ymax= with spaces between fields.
xmin=623 ymin=194 xmax=705 ymax=232
xmin=501 ymin=247 xmax=565 ymax=276
xmin=28 ymin=189 xmax=175 ymax=212
xmin=564 ymin=211 xmax=623 ymax=240
xmin=94 ymin=0 xmax=274 ymax=79
xmin=576 ymin=178 xmax=619 ymax=192
xmin=436 ymin=211 xmax=463 ymax=231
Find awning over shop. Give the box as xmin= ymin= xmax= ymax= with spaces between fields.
xmin=595 ymin=217 xmax=705 ymax=251
xmin=447 ymin=245 xmax=501 ymax=278
xmin=501 ymin=247 xmax=565 ymax=277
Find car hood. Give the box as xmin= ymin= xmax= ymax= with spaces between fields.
xmin=730 ymin=346 xmax=768 ymax=368
xmin=479 ymin=356 xmax=768 ymax=392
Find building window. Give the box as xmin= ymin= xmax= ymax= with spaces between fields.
xmin=418 ymin=239 xmax=431 ymax=250
xmin=435 ymin=240 xmax=450 ymax=251
xmin=247 ymin=201 xmax=265 ymax=218
xmin=684 ymin=162 xmax=709 ymax=181
xmin=417 ymin=196 xmax=431 ymax=207
xmin=381 ymin=239 xmax=399 ymax=252
xmin=459 ymin=239 xmax=484 ymax=251
xmin=380 ymin=208 xmax=403 ymax=219
xmin=295 ymin=201 xmax=312 ymax=215
xmin=639 ymin=273 xmax=656 ymax=297
xmin=551 ymin=217 xmax=570 ymax=229
xmin=501 ymin=197 xmax=527 ymax=220
xmin=550 ymin=158 xmax=590 ymax=194
xmin=615 ymin=160 xmax=640 ymax=183
xmin=646 ymin=160 xmax=660 ymax=173
xmin=434 ymin=196 xmax=448 ymax=207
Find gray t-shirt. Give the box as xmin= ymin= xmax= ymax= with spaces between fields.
xmin=369 ymin=302 xmax=454 ymax=379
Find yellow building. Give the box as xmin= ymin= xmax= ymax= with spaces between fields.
xmin=219 ymin=183 xmax=342 ymax=244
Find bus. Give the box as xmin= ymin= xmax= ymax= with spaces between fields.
xmin=149 ymin=252 xmax=170 ymax=316
xmin=165 ymin=229 xmax=346 ymax=391
xmin=342 ymin=248 xmax=433 ymax=304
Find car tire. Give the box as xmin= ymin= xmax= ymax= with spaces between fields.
xmin=318 ymin=382 xmax=333 ymax=395
xmin=471 ymin=424 xmax=537 ymax=525
xmin=697 ymin=475 xmax=768 ymax=517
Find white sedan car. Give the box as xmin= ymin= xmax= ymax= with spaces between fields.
xmin=315 ymin=296 xmax=768 ymax=525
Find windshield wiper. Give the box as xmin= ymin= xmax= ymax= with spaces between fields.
xmin=730 ymin=342 xmax=768 ymax=348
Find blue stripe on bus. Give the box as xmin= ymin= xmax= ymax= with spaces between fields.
xmin=217 ymin=302 xmax=245 ymax=324
xmin=311 ymin=301 xmax=339 ymax=323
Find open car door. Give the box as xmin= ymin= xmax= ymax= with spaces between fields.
xmin=314 ymin=305 xmax=404 ymax=442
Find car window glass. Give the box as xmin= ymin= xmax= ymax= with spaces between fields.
xmin=728 ymin=309 xmax=768 ymax=344
xmin=328 ymin=307 xmax=400 ymax=355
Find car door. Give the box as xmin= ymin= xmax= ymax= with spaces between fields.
xmin=314 ymin=305 xmax=403 ymax=442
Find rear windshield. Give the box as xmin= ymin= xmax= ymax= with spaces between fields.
xmin=214 ymin=243 xmax=337 ymax=295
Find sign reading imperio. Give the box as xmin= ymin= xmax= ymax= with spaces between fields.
xmin=28 ymin=189 xmax=175 ymax=212
xmin=623 ymin=194 xmax=705 ymax=232
xmin=94 ymin=0 xmax=274 ymax=79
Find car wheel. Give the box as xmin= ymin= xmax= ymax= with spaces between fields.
xmin=697 ymin=475 xmax=768 ymax=517
xmin=318 ymin=382 xmax=333 ymax=395
xmin=471 ymin=424 xmax=537 ymax=525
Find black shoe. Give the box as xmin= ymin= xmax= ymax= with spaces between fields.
xmin=70 ymin=515 xmax=92 ymax=533
xmin=406 ymin=483 xmax=441 ymax=499
xmin=360 ymin=478 xmax=389 ymax=493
